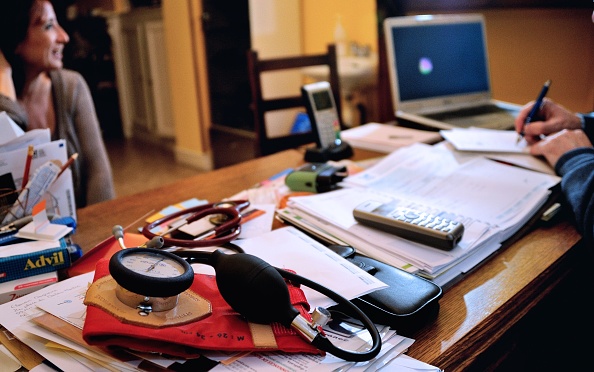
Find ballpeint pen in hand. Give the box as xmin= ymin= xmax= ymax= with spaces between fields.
xmin=517 ymin=79 xmax=551 ymax=144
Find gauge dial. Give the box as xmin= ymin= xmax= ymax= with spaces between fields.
xmin=109 ymin=248 xmax=193 ymax=298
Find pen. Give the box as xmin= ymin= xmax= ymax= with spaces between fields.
xmin=517 ymin=79 xmax=551 ymax=143
xmin=55 ymin=153 xmax=78 ymax=181
xmin=21 ymin=145 xmax=34 ymax=188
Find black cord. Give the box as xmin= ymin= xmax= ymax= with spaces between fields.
xmin=277 ymin=268 xmax=382 ymax=362
xmin=174 ymin=242 xmax=245 ymax=265
xmin=172 ymin=249 xmax=382 ymax=362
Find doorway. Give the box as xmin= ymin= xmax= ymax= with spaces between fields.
xmin=201 ymin=0 xmax=254 ymax=132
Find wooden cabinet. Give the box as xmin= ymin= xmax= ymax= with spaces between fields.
xmin=105 ymin=7 xmax=174 ymax=140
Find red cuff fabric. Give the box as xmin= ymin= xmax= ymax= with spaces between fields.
xmin=82 ymin=259 xmax=322 ymax=358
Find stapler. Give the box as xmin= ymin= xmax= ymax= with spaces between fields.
xmin=285 ymin=163 xmax=348 ymax=193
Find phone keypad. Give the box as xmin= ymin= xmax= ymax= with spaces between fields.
xmin=391 ymin=208 xmax=461 ymax=233
xmin=316 ymin=113 xmax=338 ymax=147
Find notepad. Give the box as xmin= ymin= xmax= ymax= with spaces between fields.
xmin=440 ymin=128 xmax=529 ymax=153
xmin=340 ymin=122 xmax=442 ymax=153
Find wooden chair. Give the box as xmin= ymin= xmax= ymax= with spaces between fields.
xmin=246 ymin=44 xmax=342 ymax=157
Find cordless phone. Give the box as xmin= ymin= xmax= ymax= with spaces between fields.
xmin=301 ymin=81 xmax=342 ymax=149
xmin=353 ymin=200 xmax=465 ymax=251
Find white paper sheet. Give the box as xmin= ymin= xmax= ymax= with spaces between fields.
xmin=220 ymin=226 xmax=387 ymax=309
xmin=440 ymin=127 xmax=529 ymax=153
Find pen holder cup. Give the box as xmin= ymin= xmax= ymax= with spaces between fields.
xmin=0 ymin=188 xmax=21 ymax=224
xmin=0 ymin=188 xmax=61 ymax=226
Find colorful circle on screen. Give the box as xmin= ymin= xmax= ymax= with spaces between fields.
xmin=418 ymin=57 xmax=433 ymax=75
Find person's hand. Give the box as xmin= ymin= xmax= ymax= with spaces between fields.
xmin=515 ymin=98 xmax=583 ymax=144
xmin=0 ymin=49 xmax=16 ymax=100
xmin=529 ymin=129 xmax=593 ymax=167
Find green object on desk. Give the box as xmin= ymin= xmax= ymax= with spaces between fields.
xmin=285 ymin=163 xmax=347 ymax=193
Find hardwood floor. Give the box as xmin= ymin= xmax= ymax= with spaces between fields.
xmin=104 ymin=138 xmax=199 ymax=198
xmin=104 ymin=128 xmax=256 ymax=198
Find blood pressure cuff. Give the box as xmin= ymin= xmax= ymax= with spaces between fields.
xmin=82 ymin=259 xmax=322 ymax=358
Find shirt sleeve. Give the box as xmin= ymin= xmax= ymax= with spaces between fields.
xmin=579 ymin=112 xmax=594 ymax=142
xmin=68 ymin=72 xmax=116 ymax=205
xmin=555 ymin=147 xmax=594 ymax=245
xmin=0 ymin=93 xmax=28 ymax=129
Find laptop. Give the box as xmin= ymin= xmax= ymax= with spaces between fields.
xmin=384 ymin=14 xmax=520 ymax=130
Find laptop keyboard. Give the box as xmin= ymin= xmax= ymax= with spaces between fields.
xmin=424 ymin=105 xmax=515 ymax=130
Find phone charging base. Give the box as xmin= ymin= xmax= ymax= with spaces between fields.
xmin=304 ymin=141 xmax=353 ymax=163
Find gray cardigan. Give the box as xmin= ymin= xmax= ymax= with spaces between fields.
xmin=0 ymin=69 xmax=115 ymax=208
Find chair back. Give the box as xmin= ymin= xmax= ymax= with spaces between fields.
xmin=246 ymin=44 xmax=342 ymax=156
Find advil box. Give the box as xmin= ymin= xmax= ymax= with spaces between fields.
xmin=0 ymin=271 xmax=58 ymax=304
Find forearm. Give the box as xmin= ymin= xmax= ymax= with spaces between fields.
xmin=0 ymin=92 xmax=28 ymax=129
xmin=0 ymin=77 xmax=16 ymax=101
xmin=0 ymin=52 xmax=16 ymax=101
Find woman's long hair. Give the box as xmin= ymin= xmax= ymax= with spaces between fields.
xmin=0 ymin=0 xmax=38 ymax=95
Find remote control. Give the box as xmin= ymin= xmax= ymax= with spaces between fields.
xmin=353 ymin=200 xmax=464 ymax=251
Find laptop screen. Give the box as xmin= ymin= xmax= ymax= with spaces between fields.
xmin=384 ymin=14 xmax=492 ymax=113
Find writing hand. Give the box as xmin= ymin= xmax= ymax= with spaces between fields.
xmin=529 ymin=129 xmax=593 ymax=167
xmin=515 ymin=99 xmax=583 ymax=145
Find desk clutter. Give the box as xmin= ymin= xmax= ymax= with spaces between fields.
xmin=0 ymin=115 xmax=80 ymax=305
xmin=0 ymin=115 xmax=563 ymax=371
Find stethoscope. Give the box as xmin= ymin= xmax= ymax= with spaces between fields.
xmin=109 ymin=224 xmax=383 ymax=362
xmin=141 ymin=200 xmax=250 ymax=247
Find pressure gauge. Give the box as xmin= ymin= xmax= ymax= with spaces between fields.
xmin=109 ymin=248 xmax=194 ymax=313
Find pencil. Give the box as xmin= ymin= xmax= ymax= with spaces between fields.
xmin=21 ymin=145 xmax=34 ymax=187
xmin=55 ymin=153 xmax=78 ymax=180
xmin=240 ymin=209 xmax=265 ymax=224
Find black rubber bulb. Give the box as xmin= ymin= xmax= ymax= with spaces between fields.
xmin=209 ymin=250 xmax=300 ymax=327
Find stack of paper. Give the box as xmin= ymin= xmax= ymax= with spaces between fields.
xmin=341 ymin=122 xmax=442 ymax=153
xmin=284 ymin=143 xmax=560 ymax=287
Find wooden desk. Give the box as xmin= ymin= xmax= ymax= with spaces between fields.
xmin=74 ymin=149 xmax=583 ymax=371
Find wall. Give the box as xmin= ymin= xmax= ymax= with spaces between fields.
xmin=162 ymin=0 xmax=213 ymax=170
xmin=480 ymin=8 xmax=593 ymax=113
xmin=302 ymin=0 xmax=377 ymax=55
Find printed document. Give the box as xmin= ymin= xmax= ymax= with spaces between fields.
xmin=286 ymin=143 xmax=560 ymax=285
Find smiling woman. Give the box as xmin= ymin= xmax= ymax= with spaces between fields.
xmin=0 ymin=0 xmax=115 ymax=208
